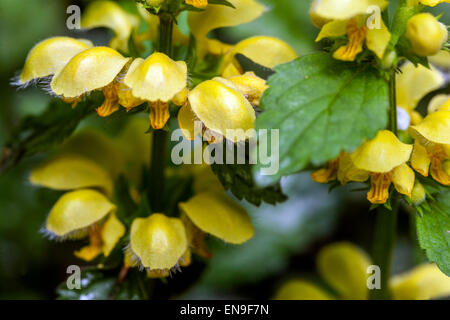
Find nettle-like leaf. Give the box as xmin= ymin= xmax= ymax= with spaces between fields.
xmin=254 ymin=53 xmax=389 ymax=185
xmin=417 ymin=188 xmax=450 ymax=276
xmin=0 ymin=93 xmax=101 ymax=171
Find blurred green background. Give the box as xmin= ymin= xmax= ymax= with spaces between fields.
xmin=0 ymin=0 xmax=447 ymax=299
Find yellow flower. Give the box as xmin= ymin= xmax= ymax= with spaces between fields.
xmin=410 ymin=111 xmax=450 ymax=185
xmin=179 ymin=77 xmax=256 ymax=142
xmin=16 ymin=37 xmax=93 ymax=86
xmin=188 ymin=0 xmax=266 ymax=58
xmin=50 ymin=46 xmax=131 ymax=116
xmin=185 ymin=0 xmax=208 ymax=8
xmin=225 ymin=72 xmax=268 ymax=106
xmin=311 ymin=0 xmax=391 ymax=61
xmin=310 ymin=152 xmax=370 ymax=185
xmin=351 ymin=130 xmax=414 ymax=204
xmin=274 ymin=242 xmax=450 ymax=300
xmin=44 ymin=189 xmax=125 ymax=261
xmin=81 ymin=1 xmax=139 ymax=53
xmin=396 ymin=62 xmax=445 ymax=128
xmin=428 ymin=94 xmax=450 ymax=114
xmin=123 ymin=52 xmax=188 ymax=129
xmin=406 ymin=13 xmax=448 ymax=57
xmin=429 ymin=50 xmax=450 ymax=69
xmin=408 ymin=0 xmax=450 ymax=6
xmin=128 ymin=214 xmax=188 ymax=273
xmin=221 ymin=36 xmax=298 ymax=78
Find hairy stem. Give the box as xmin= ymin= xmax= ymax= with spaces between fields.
xmin=388 ymin=69 xmax=398 ymax=135
xmin=148 ymin=13 xmax=174 ymax=212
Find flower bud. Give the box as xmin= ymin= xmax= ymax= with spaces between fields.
xmin=410 ymin=182 xmax=426 ymax=206
xmin=406 ymin=13 xmax=448 ymax=57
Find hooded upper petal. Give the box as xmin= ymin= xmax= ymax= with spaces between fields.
xmin=351 ymin=130 xmax=413 ymax=173
xmin=410 ymin=111 xmax=450 ymax=145
xmin=124 ymin=52 xmax=187 ymax=102
xmin=18 ymin=37 xmax=93 ymax=85
xmin=179 ymin=191 xmax=254 ymax=244
xmin=188 ymin=78 xmax=255 ymax=142
xmin=310 ymin=0 xmax=388 ymax=21
xmin=51 ymin=47 xmax=131 ymax=98
xmin=46 ymin=189 xmax=116 ymax=237
xmin=130 ymin=214 xmax=187 ymax=270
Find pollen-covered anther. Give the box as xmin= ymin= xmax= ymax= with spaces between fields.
xmin=334 ymin=19 xmax=368 ymax=61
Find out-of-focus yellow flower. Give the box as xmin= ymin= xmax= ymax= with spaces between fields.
xmin=179 ymin=77 xmax=256 ymax=142
xmin=128 ymin=214 xmax=188 ymax=273
xmin=429 ymin=50 xmax=450 ymax=69
xmin=81 ymin=1 xmax=139 ymax=53
xmin=390 ymin=264 xmax=450 ymax=300
xmin=311 ymin=0 xmax=391 ymax=61
xmin=396 ymin=62 xmax=445 ymax=128
xmin=44 ymin=189 xmax=125 ymax=261
xmin=274 ymin=242 xmax=450 ymax=300
xmin=16 ymin=37 xmax=93 ymax=86
xmin=428 ymin=94 xmax=450 ymax=114
xmin=407 ymin=0 xmax=450 ymax=7
xmin=221 ymin=36 xmax=298 ymax=77
xmin=410 ymin=181 xmax=427 ymax=205
xmin=124 ymin=52 xmax=188 ymax=129
xmin=188 ymin=0 xmax=266 ymax=58
xmin=186 ymin=0 xmax=208 ymax=8
xmin=351 ymin=130 xmax=414 ymax=204
xmin=406 ymin=13 xmax=448 ymax=57
xmin=50 ymin=47 xmax=131 ymax=116
xmin=179 ymin=191 xmax=254 ymax=245
xmin=30 ymin=154 xmax=114 ymax=196
xmin=410 ymin=111 xmax=450 ymax=185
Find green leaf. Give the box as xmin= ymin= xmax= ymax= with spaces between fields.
xmin=57 ymin=271 xmax=116 ymax=300
xmin=416 ymin=188 xmax=450 ymax=276
xmin=255 ymin=53 xmax=389 ymax=185
xmin=235 ymin=54 xmax=275 ymax=80
xmin=1 ymin=93 xmax=101 ymax=172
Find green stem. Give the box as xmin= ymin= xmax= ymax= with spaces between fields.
xmin=369 ymin=201 xmax=399 ymax=300
xmin=388 ymin=69 xmax=398 ymax=135
xmin=148 ymin=13 xmax=174 ymax=212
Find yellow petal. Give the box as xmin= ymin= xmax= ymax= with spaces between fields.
xmin=317 ymin=242 xmax=371 ymax=300
xmin=418 ymin=0 xmax=450 ymax=6
xmin=191 ymin=164 xmax=225 ymax=194
xmin=411 ymin=140 xmax=431 ymax=176
xmin=51 ymin=47 xmax=131 ymax=98
xmin=186 ymin=0 xmax=208 ymax=8
xmin=222 ymin=36 xmax=297 ymax=75
xmin=351 ymin=130 xmax=413 ymax=173
xmin=311 ymin=0 xmax=388 ymax=21
xmin=337 ymin=152 xmax=370 ymax=184
xmin=101 ymin=213 xmax=125 ymax=257
xmin=117 ymin=58 xmax=146 ymax=110
xmin=179 ymin=191 xmax=254 ymax=244
xmin=124 ymin=52 xmax=187 ymax=102
xmin=428 ymin=94 xmax=450 ymax=114
xmin=46 ymin=189 xmax=116 ymax=237
xmin=392 ymin=163 xmax=415 ymax=198
xmin=226 ymin=72 xmax=268 ymax=106
xmin=130 ymin=214 xmax=187 ymax=270
xmin=274 ymin=280 xmax=334 ymax=300
xmin=178 ymin=104 xmax=197 ymax=141
xmin=410 ymin=111 xmax=450 ymax=145
xmin=429 ymin=50 xmax=450 ymax=69
xmin=396 ymin=62 xmax=445 ymax=111
xmin=391 ymin=264 xmax=450 ymax=300
xmin=75 ymin=245 xmax=102 ymax=261
xmin=367 ymin=172 xmax=392 ymax=204
xmin=366 ymin=19 xmax=391 ymax=59
xmin=30 ymin=154 xmax=113 ymax=196
xmin=316 ymin=20 xmax=349 ymax=42
xmin=81 ymin=1 xmax=138 ymax=52
xmin=188 ymin=0 xmax=266 ymax=57
xmin=18 ymin=37 xmax=92 ymax=85
xmin=188 ymin=78 xmax=255 ymax=142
